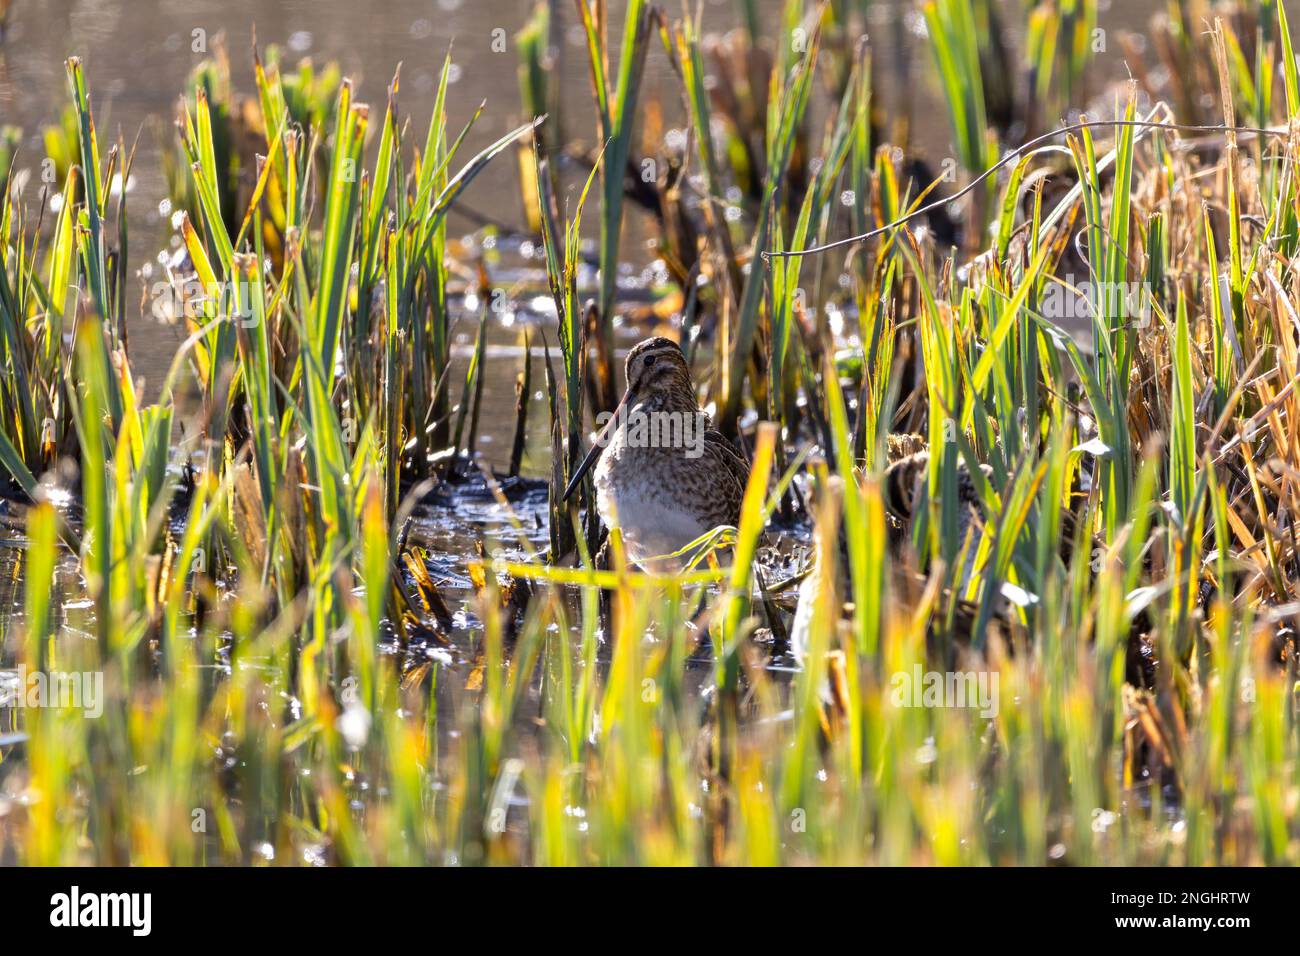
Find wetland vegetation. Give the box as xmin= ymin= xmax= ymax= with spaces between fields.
xmin=1 ymin=0 xmax=1299 ymax=866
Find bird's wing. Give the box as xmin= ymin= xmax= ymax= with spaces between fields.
xmin=704 ymin=430 xmax=752 ymax=520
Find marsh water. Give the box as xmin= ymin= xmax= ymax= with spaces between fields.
xmin=0 ymin=0 xmax=1208 ymax=627
xmin=0 ymin=0 xmax=1175 ymax=468
xmin=0 ymin=1 xmax=1241 ymax=854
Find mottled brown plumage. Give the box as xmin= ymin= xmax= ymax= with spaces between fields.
xmin=883 ymin=446 xmax=991 ymax=556
xmin=791 ymin=436 xmax=990 ymax=658
xmin=587 ymin=337 xmax=750 ymax=571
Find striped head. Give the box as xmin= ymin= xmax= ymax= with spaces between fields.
xmin=623 ymin=337 xmax=694 ymax=408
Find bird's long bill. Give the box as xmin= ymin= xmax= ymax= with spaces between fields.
xmin=561 ymin=389 xmax=631 ymax=503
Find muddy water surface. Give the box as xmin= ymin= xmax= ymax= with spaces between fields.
xmin=0 ymin=0 xmax=1209 ymax=631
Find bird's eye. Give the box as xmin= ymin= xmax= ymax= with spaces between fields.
xmin=644 ymin=355 xmax=657 ymax=368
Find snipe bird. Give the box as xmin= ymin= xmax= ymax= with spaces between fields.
xmin=789 ymin=436 xmax=989 ymax=660
xmin=563 ymin=337 xmax=750 ymax=571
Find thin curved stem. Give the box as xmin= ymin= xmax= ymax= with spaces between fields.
xmin=762 ymin=118 xmax=1291 ymax=263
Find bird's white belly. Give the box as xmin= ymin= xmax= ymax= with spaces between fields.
xmin=595 ymin=463 xmax=708 ymax=571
